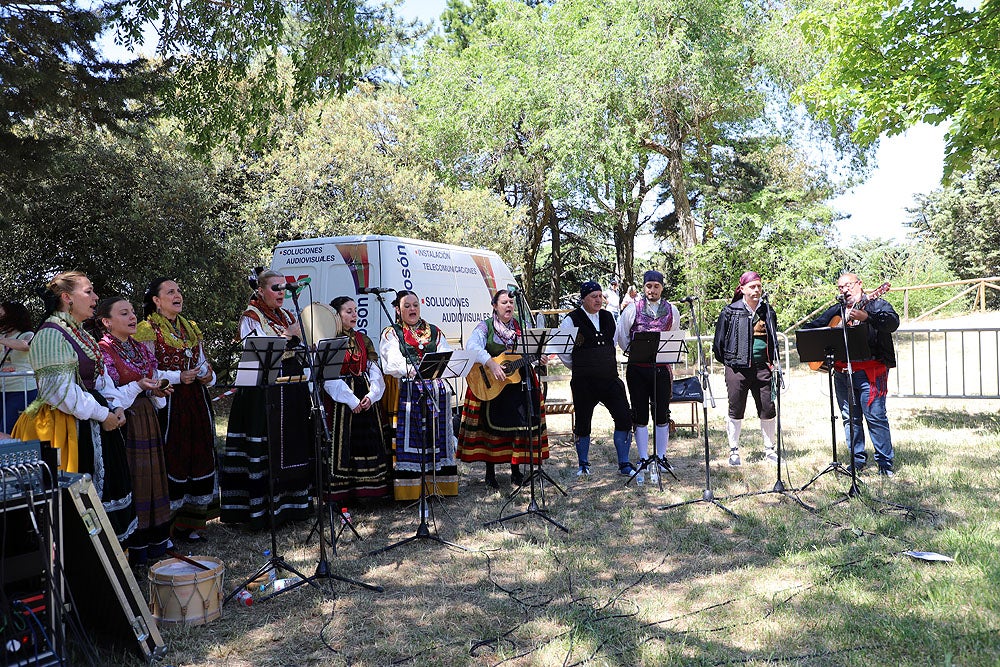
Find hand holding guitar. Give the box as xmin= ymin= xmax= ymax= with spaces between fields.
xmin=485 ymin=358 xmax=506 ymax=381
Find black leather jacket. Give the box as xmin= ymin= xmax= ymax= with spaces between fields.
xmin=712 ymin=299 xmax=778 ymax=368
xmin=802 ymin=296 xmax=899 ymax=368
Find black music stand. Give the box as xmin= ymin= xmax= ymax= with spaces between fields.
xmin=484 ymin=326 xmax=570 ymax=533
xmin=225 ymin=337 xmax=327 ymax=603
xmin=796 ymin=325 xmax=870 ymax=498
xmin=302 ymin=337 xmax=366 ymax=551
xmin=659 ymin=300 xmax=739 ymax=519
xmin=369 ymin=350 xmax=469 ymax=555
xmin=293 ymin=300 xmax=383 ymax=593
xmin=624 ymin=330 xmax=685 ymax=489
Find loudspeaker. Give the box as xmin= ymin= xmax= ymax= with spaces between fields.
xmin=61 ymin=476 xmax=165 ymax=661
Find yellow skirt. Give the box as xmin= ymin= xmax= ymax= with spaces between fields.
xmin=12 ymin=405 xmax=79 ymax=472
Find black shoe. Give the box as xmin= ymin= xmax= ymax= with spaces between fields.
xmin=510 ymin=465 xmax=524 ymax=486
xmin=485 ymin=465 xmax=499 ymax=489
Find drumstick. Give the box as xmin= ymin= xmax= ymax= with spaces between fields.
xmin=166 ymin=549 xmax=214 ymax=571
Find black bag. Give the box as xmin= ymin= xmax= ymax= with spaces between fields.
xmin=671 ymin=376 xmax=703 ymax=402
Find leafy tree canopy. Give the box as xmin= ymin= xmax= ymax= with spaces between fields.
xmin=908 ymin=152 xmax=1000 ymax=280
xmin=795 ymin=0 xmax=1000 ymax=176
xmin=0 ymin=0 xmax=158 ymax=176
xmin=2 ymin=125 xmax=261 ymax=364
xmin=238 ymin=85 xmax=520 ymax=262
xmin=107 ymin=0 xmax=404 ymax=150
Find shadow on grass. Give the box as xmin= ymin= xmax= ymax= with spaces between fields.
xmin=905 ymin=409 xmax=1000 ymax=432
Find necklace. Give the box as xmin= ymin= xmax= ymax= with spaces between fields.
xmin=109 ymin=334 xmax=147 ymax=370
xmin=250 ymin=302 xmax=292 ymax=336
xmin=402 ymin=320 xmax=432 ymax=350
xmin=150 ymin=313 xmax=196 ymax=358
xmin=54 ymin=312 xmax=105 ymax=375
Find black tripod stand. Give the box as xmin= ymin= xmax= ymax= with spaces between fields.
xmin=368 ymin=293 xmax=467 ymax=555
xmin=659 ymin=298 xmax=739 ymax=519
xmin=715 ymin=294 xmax=815 ymax=511
xmin=225 ymin=337 xmax=326 ymax=604
xmin=298 ymin=329 xmax=382 ymax=592
xmin=798 ymin=352 xmax=852 ymax=489
xmin=624 ymin=330 xmax=684 ymax=490
xmin=484 ymin=297 xmax=569 ymax=533
xmin=794 ymin=318 xmax=871 ymax=499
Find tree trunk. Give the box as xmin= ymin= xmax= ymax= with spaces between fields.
xmin=664 ymin=114 xmax=697 ymax=248
xmin=546 ymin=195 xmax=561 ymax=309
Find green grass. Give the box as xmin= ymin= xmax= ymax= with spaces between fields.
xmin=96 ymin=368 xmax=1000 ymax=666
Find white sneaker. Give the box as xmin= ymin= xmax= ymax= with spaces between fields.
xmin=764 ymin=449 xmax=778 ymax=463
xmin=729 ymin=451 xmax=742 ymax=466
xmin=576 ymin=465 xmax=591 ymax=476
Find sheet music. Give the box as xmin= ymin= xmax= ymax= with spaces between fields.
xmin=234 ymin=336 xmax=286 ymax=387
xmin=627 ymin=330 xmax=687 ymax=364
xmin=539 ymin=327 xmax=577 ymax=355
xmin=443 ymin=350 xmax=477 ymax=379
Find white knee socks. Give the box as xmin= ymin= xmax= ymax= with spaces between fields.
xmin=654 ymin=424 xmax=669 ymax=458
xmin=635 ymin=425 xmax=649 ymax=460
xmin=726 ymin=417 xmax=743 ymax=452
xmin=761 ymin=418 xmax=777 ymax=453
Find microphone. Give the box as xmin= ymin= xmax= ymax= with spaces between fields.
xmin=359 ymin=286 xmax=395 ymax=294
xmin=836 ymin=293 xmax=847 ymax=304
xmin=679 ymin=295 xmax=698 ymax=304
xmin=760 ymin=291 xmax=770 ymax=302
xmin=283 ymin=277 xmax=311 ymax=290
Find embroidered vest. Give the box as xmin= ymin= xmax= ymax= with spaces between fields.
xmin=630 ymin=298 xmax=673 ymax=334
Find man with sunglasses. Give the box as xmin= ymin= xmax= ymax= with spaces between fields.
xmin=803 ymin=273 xmax=899 ymax=477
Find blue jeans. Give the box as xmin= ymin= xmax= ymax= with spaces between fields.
xmin=833 ymin=370 xmax=894 ymax=471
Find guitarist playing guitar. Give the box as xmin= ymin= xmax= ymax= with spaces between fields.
xmin=801 ymin=273 xmax=900 ymax=477
xmin=455 ymin=289 xmax=548 ymax=489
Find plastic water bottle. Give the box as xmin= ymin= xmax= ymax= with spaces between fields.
xmin=341 ymin=508 xmax=351 ymax=526
xmin=235 ymin=589 xmax=253 ymax=606
xmin=271 ymin=576 xmax=303 ymax=592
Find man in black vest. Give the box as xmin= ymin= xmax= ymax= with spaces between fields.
xmin=558 ymin=281 xmax=634 ymax=476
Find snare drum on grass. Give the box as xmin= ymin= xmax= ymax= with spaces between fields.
xmin=148 ymin=556 xmax=225 ymax=626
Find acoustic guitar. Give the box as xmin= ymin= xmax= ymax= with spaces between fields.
xmin=808 ymin=282 xmax=891 ymax=371
xmin=467 ymin=353 xmax=536 ymax=401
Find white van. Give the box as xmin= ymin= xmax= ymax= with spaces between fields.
xmin=269 ymin=235 xmax=523 ymax=347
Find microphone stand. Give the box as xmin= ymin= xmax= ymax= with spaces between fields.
xmin=835 ymin=296 xmax=863 ymax=499
xmin=659 ymin=298 xmax=739 ymax=519
xmin=368 ymin=293 xmax=467 ymax=555
xmin=289 ymin=286 xmax=381 ymax=593
xmin=484 ymin=289 xmax=568 ymax=533
xmin=718 ymin=294 xmax=813 ymax=511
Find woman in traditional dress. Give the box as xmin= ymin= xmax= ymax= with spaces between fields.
xmin=378 ymin=290 xmax=457 ymax=501
xmin=321 ymin=296 xmax=389 ymax=502
xmin=220 ymin=269 xmax=312 ymax=529
xmin=12 ymin=272 xmax=136 ymax=541
xmin=135 ymin=278 xmax=216 ymax=543
xmin=94 ymin=297 xmax=174 ymax=565
xmin=0 ymin=301 xmax=38 ymax=433
xmin=457 ymin=289 xmax=547 ymax=488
